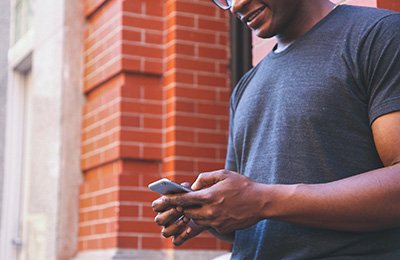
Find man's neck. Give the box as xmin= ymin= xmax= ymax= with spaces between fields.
xmin=275 ymin=1 xmax=336 ymax=52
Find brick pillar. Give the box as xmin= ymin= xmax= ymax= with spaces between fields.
xmin=79 ymin=0 xmax=231 ymax=256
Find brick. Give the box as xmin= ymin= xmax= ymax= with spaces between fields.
xmin=118 ymin=220 xmax=161 ymax=233
xmin=119 ymin=189 xmax=159 ymax=202
xmin=121 ymin=100 xmax=162 ymax=114
xmin=122 ymin=44 xmax=163 ymax=59
xmin=145 ymin=31 xmax=163 ymax=45
xmin=119 ymin=205 xmax=140 ymax=217
xmin=175 ymin=115 xmax=218 ymax=129
xmin=170 ymin=87 xmax=216 ymax=101
xmin=100 ymin=236 xmax=118 ymax=248
xmin=120 ymin=144 xmax=141 ymax=158
xmin=94 ymin=223 xmax=108 ymax=234
xmin=122 ymin=15 xmax=163 ymax=31
xmin=121 ymin=57 xmax=141 ymax=73
xmin=143 ymin=117 xmax=163 ymax=129
xmin=144 ymin=60 xmax=164 ymax=75
xmin=197 ymin=132 xmax=228 ymax=144
xmin=117 ymin=236 xmax=139 ymax=248
xmin=119 ymin=174 xmax=140 ymax=187
xmin=121 ymin=0 xmax=142 ymax=13
xmin=122 ymin=29 xmax=142 ymax=42
xmin=197 ymin=74 xmax=227 ymax=87
xmin=79 ymin=225 xmax=92 ymax=237
xmin=198 ymin=18 xmax=228 ymax=31
xmin=196 ymin=160 xmax=225 ymax=172
xmin=143 ymin=146 xmax=163 ymax=160
xmin=120 ymin=129 xmax=162 ymax=144
xmin=165 ymin=129 xmax=195 ymax=143
xmin=142 ymin=205 xmax=157 ymax=218
xmin=101 ymin=205 xmax=119 ymax=218
xmin=85 ymin=238 xmax=101 ymax=250
xmin=166 ymin=14 xmax=195 ymax=28
xmin=174 ymin=2 xmax=215 ymax=17
xmin=121 ymin=160 xmax=161 ymax=174
xmin=174 ymin=28 xmax=217 ymax=44
xmin=175 ymin=145 xmax=218 ymax=158
xmin=164 ymin=72 xmax=195 ymax=85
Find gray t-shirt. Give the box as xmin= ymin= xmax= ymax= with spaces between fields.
xmin=226 ymin=5 xmax=400 ymax=259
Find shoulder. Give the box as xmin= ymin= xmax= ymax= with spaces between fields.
xmin=336 ymin=5 xmax=399 ymax=33
xmin=339 ymin=5 xmax=397 ymax=20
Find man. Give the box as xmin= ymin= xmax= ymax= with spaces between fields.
xmin=152 ymin=0 xmax=400 ymax=258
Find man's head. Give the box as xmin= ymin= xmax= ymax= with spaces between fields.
xmin=212 ymin=0 xmax=332 ymax=40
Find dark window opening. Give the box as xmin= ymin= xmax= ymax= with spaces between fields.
xmin=230 ymin=15 xmax=253 ymax=88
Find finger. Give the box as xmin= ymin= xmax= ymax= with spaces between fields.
xmin=154 ymin=208 xmax=182 ymax=226
xmin=183 ymin=207 xmax=213 ymax=222
xmin=173 ymin=226 xmax=193 ymax=246
xmin=156 ymin=191 xmax=209 ymax=209
xmin=152 ymin=196 xmax=174 ymax=212
xmin=191 ymin=170 xmax=230 ymax=190
xmin=161 ymin=216 xmax=190 ymax=238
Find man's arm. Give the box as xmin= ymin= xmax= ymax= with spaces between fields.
xmin=265 ymin=111 xmax=400 ymax=232
xmin=155 ymin=111 xmax=400 ymax=234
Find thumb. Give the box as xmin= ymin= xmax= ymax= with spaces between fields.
xmin=191 ymin=170 xmax=229 ymax=191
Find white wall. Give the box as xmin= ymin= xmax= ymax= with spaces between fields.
xmin=0 ymin=0 xmax=11 ymax=225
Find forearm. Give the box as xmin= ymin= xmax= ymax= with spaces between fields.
xmin=261 ymin=163 xmax=400 ymax=232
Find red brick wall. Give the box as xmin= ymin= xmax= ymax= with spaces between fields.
xmin=79 ymin=0 xmax=230 ymax=252
xmin=378 ymin=0 xmax=400 ymax=11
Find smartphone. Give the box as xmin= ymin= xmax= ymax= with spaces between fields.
xmin=148 ymin=178 xmax=192 ymax=195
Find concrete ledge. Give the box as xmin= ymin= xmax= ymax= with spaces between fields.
xmin=74 ymin=249 xmax=230 ymax=260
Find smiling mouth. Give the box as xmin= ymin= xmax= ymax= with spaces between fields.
xmin=246 ymin=6 xmax=266 ymax=23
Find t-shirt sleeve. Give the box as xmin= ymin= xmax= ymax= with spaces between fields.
xmin=225 ymin=132 xmax=237 ymax=172
xmin=225 ymin=102 xmax=237 ymax=172
xmin=362 ymin=14 xmax=400 ymax=124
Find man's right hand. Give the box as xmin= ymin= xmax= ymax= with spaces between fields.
xmin=152 ymin=183 xmax=207 ymax=246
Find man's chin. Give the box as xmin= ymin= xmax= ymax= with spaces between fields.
xmin=254 ymin=29 xmax=276 ymax=39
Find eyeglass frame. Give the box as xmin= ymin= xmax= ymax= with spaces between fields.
xmin=212 ymin=0 xmax=232 ymax=10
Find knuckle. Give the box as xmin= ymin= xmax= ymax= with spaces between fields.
xmin=154 ymin=216 xmax=162 ymax=225
xmin=161 ymin=196 xmax=169 ymax=205
xmin=206 ymin=208 xmax=214 ymax=218
xmin=202 ymin=192 xmax=212 ymax=201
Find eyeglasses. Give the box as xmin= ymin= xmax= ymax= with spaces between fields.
xmin=212 ymin=0 xmax=232 ymax=10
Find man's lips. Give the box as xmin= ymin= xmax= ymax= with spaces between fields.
xmin=242 ymin=6 xmax=266 ymax=24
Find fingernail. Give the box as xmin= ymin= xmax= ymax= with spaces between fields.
xmin=176 ymin=206 xmax=183 ymax=212
xmin=183 ymin=216 xmax=189 ymax=223
xmin=186 ymin=227 xmax=192 ymax=234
